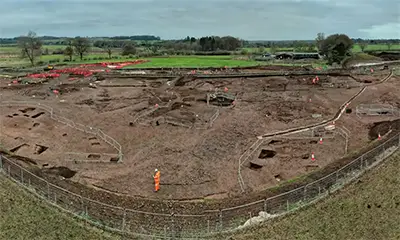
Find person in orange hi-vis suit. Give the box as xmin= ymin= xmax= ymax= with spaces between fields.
xmin=153 ymin=169 xmax=160 ymax=192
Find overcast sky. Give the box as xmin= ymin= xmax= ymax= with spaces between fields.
xmin=1 ymin=0 xmax=399 ymax=40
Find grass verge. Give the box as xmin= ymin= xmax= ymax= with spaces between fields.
xmin=217 ymin=151 xmax=400 ymax=240
xmin=0 ymin=175 xmax=121 ymax=240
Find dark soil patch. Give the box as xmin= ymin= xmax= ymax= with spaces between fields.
xmin=258 ymin=149 xmax=276 ymax=159
xmin=268 ymin=140 xmax=282 ymax=145
xmin=368 ymin=119 xmax=400 ymax=140
xmin=31 ymin=112 xmax=45 ymax=119
xmin=34 ymin=144 xmax=48 ymax=155
xmin=9 ymin=144 xmax=29 ymax=153
xmin=249 ymin=162 xmax=263 ymax=170
xmin=19 ymin=107 xmax=36 ymax=113
xmin=44 ymin=166 xmax=76 ymax=179
xmin=87 ymin=154 xmax=101 ymax=160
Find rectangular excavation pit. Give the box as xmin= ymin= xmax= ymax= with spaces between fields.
xmin=305 ymin=164 xmax=319 ymax=171
xmin=258 ymin=149 xmax=277 ymax=159
xmin=10 ymin=144 xmax=29 ymax=153
xmin=87 ymin=154 xmax=101 ymax=160
xmin=34 ymin=144 xmax=48 ymax=155
xmin=31 ymin=112 xmax=45 ymax=119
xmin=19 ymin=107 xmax=36 ymax=113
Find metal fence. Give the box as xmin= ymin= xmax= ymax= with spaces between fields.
xmin=0 ymin=132 xmax=398 ymax=239
xmin=0 ymin=101 xmax=123 ymax=162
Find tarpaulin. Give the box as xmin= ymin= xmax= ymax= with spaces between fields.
xmin=27 ymin=73 xmax=61 ymax=78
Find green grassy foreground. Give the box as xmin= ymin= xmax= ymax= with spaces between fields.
xmin=218 ymin=151 xmax=400 ymax=240
xmin=0 ymin=176 xmax=120 ymax=240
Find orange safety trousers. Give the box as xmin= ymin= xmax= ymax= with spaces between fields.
xmin=154 ymin=171 xmax=160 ymax=192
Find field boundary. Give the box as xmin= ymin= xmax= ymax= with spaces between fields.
xmin=0 ymin=101 xmax=123 ymax=162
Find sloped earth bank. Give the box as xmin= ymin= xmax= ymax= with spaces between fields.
xmin=0 ymin=66 xmax=399 ymax=236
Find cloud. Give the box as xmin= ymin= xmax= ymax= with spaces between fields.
xmin=0 ymin=0 xmax=399 ymax=39
xmin=359 ymin=22 xmax=400 ymax=39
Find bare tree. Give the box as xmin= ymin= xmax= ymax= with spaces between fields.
xmin=270 ymin=45 xmax=278 ymax=54
xmin=359 ymin=42 xmax=368 ymax=52
xmin=146 ymin=44 xmax=161 ymax=55
xmin=386 ymin=42 xmax=393 ymax=50
xmin=105 ymin=46 xmax=112 ymax=59
xmin=64 ymin=46 xmax=74 ymax=61
xmin=63 ymin=38 xmax=74 ymax=61
xmin=17 ymin=31 xmax=42 ymax=66
xmin=72 ymin=37 xmax=91 ymax=60
xmin=315 ymin=32 xmax=325 ymax=52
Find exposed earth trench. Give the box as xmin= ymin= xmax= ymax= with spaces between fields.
xmin=0 ymin=67 xmax=399 ymax=237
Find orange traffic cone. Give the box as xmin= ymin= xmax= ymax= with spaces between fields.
xmin=311 ymin=153 xmax=315 ymax=161
xmin=378 ymin=133 xmax=381 ymax=140
xmin=319 ymin=138 xmax=323 ymax=144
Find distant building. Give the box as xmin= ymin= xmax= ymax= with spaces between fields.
xmin=275 ymin=52 xmax=321 ymax=60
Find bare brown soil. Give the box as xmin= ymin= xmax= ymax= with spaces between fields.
xmin=0 ymin=65 xmax=399 ymax=227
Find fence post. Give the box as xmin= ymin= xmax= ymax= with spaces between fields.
xmin=47 ymin=182 xmax=50 ymax=199
xmin=20 ymin=168 xmax=24 ymax=183
xmin=263 ymin=199 xmax=268 ymax=212
xmin=219 ymin=210 xmax=223 ymax=230
xmin=80 ymin=196 xmax=85 ymax=215
xmin=398 ymin=134 xmax=400 ymax=147
xmin=286 ymin=200 xmax=290 ymax=211
xmin=0 ymin=155 xmax=3 ymax=171
xmin=207 ymin=220 xmax=210 ymax=234
xmin=121 ymin=208 xmax=126 ymax=231
xmin=360 ymin=155 xmax=364 ymax=171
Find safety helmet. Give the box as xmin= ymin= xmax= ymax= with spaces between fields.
xmin=155 ymin=168 xmax=158 ymax=172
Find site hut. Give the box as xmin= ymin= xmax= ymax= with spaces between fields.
xmin=274 ymin=52 xmax=321 ymax=60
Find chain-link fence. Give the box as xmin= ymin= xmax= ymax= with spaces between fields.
xmin=0 ymin=132 xmax=398 ymax=239
xmin=0 ymin=101 xmax=123 ymax=162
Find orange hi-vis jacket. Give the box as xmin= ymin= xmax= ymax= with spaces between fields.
xmin=154 ymin=171 xmax=160 ymax=191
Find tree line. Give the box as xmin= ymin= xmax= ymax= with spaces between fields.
xmin=14 ymin=30 xmax=400 ymax=67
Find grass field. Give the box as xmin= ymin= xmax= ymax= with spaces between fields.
xmin=125 ymin=56 xmax=260 ymax=68
xmin=0 ymin=176 xmax=121 ymax=240
xmin=216 ymin=151 xmax=400 ymax=240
